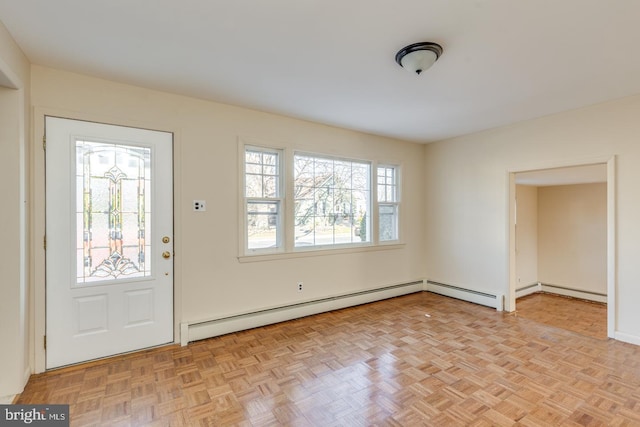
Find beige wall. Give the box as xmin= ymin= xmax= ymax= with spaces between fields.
xmin=515 ymin=183 xmax=607 ymax=297
xmin=0 ymin=21 xmax=30 ymax=397
xmin=30 ymin=66 xmax=426 ymax=341
xmin=5 ymin=23 xmax=639 ymax=384
xmin=515 ymin=185 xmax=538 ymax=287
xmin=537 ymin=183 xmax=607 ymax=294
xmin=425 ymin=93 xmax=640 ymax=343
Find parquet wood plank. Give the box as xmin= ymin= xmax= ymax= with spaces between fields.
xmin=516 ymin=292 xmax=607 ymax=339
xmin=15 ymin=292 xmax=640 ymax=426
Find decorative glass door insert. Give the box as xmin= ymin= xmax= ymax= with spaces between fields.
xmin=76 ymin=140 xmax=151 ymax=284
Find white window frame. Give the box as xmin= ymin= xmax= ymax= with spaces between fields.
xmin=243 ymin=144 xmax=284 ymax=254
xmin=293 ymin=151 xmax=372 ymax=250
xmin=377 ymin=164 xmax=400 ymax=242
xmin=239 ymin=139 xmax=404 ymax=260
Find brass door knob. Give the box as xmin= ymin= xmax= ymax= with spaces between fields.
xmin=162 ymin=251 xmax=171 ymax=259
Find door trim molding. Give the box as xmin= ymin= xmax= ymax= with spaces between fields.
xmin=0 ymin=54 xmax=29 ymax=397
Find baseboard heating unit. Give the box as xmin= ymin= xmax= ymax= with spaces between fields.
xmin=426 ymin=280 xmax=504 ymax=311
xmin=180 ymin=280 xmax=424 ymax=346
xmin=540 ymin=283 xmax=607 ymax=303
xmin=514 ymin=282 xmax=607 ymax=303
xmin=516 ymin=283 xmax=541 ymax=299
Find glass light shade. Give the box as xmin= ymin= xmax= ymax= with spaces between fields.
xmin=400 ymin=50 xmax=438 ymax=75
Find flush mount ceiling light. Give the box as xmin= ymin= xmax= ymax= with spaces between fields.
xmin=395 ymin=42 xmax=443 ymax=75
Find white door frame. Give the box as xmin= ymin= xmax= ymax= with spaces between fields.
xmin=506 ymin=156 xmax=616 ymax=338
xmin=33 ymin=109 xmax=181 ymax=373
xmin=0 ymin=56 xmax=30 ymax=395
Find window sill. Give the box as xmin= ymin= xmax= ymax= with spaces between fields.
xmin=238 ymin=242 xmax=406 ymax=263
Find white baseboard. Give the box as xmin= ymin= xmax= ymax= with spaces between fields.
xmin=425 ymin=281 xmax=504 ymax=311
xmin=0 ymin=395 xmax=15 ymax=404
xmin=516 ymin=283 xmax=541 ymax=298
xmin=182 ymin=280 xmax=424 ymax=345
xmin=540 ymin=283 xmax=607 ymax=303
xmin=22 ymin=367 xmax=31 ymax=391
xmin=0 ymin=368 xmax=31 ymax=403
xmin=615 ymin=331 xmax=640 ymax=346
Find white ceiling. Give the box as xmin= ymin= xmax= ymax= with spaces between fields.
xmin=1 ymin=1 xmax=640 ymax=143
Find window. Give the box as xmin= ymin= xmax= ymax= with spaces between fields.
xmin=377 ymin=165 xmax=399 ymax=241
xmin=242 ymin=142 xmax=401 ymax=256
xmin=244 ymin=147 xmax=282 ymax=251
xmin=294 ymin=154 xmax=371 ymax=248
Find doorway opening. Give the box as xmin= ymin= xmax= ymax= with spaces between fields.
xmin=508 ymin=160 xmax=615 ymax=339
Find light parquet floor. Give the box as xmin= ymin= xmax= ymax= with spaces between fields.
xmin=17 ymin=292 xmax=640 ymax=426
xmin=515 ymin=292 xmax=608 ymax=340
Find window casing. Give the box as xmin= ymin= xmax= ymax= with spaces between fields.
xmin=242 ymin=143 xmax=401 ymax=256
xmin=294 ymin=153 xmax=371 ymax=248
xmin=377 ymin=165 xmax=399 ymax=242
xmin=244 ymin=147 xmax=283 ymax=252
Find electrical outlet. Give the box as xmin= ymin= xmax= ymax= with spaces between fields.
xmin=297 ymin=282 xmax=303 ymax=292
xmin=193 ymin=200 xmax=206 ymax=212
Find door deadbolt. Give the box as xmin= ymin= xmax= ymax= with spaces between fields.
xmin=162 ymin=236 xmax=170 ymax=244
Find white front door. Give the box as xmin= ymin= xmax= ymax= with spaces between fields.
xmin=45 ymin=117 xmax=174 ymax=369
